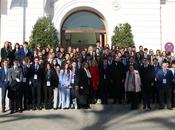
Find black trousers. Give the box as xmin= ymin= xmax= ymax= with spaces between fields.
xmin=32 ymin=82 xmax=41 ymax=107
xmin=171 ymin=83 xmax=175 ymax=107
xmin=100 ymin=80 xmax=109 ymax=104
xmin=142 ymin=85 xmax=152 ymax=107
xmin=158 ymin=86 xmax=172 ymax=108
xmin=112 ymin=82 xmax=124 ymax=103
xmin=21 ymin=82 xmax=29 ymax=109
xmin=127 ymin=92 xmax=139 ymax=109
xmin=44 ymin=86 xmax=53 ymax=108
xmin=11 ymin=91 xmax=22 ymax=112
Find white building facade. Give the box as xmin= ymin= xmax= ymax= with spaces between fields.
xmin=0 ymin=0 xmax=175 ymax=50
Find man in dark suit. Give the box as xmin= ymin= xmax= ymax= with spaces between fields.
xmin=152 ymin=58 xmax=161 ymax=103
xmin=19 ymin=42 xmax=32 ymax=63
xmin=170 ymin=60 xmax=175 ymax=107
xmin=156 ymin=60 xmax=173 ymax=110
xmin=0 ymin=59 xmax=10 ymax=112
xmin=139 ymin=58 xmax=154 ymax=110
xmin=8 ymin=59 xmax=23 ymax=113
xmin=21 ymin=57 xmax=32 ymax=110
xmin=1 ymin=41 xmax=9 ymax=60
xmin=110 ymin=55 xmax=125 ymax=104
xmin=99 ymin=58 xmax=110 ymax=104
xmin=30 ymin=57 xmax=44 ymax=110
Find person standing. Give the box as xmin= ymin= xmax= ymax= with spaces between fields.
xmin=70 ymin=61 xmax=80 ymax=109
xmin=156 ymin=60 xmax=173 ymax=110
xmin=125 ymin=64 xmax=141 ymax=110
xmin=110 ymin=55 xmax=125 ymax=104
xmin=54 ymin=65 xmax=61 ymax=109
xmin=0 ymin=59 xmax=10 ymax=112
xmin=152 ymin=58 xmax=161 ymax=104
xmin=99 ymin=58 xmax=110 ymax=104
xmin=89 ymin=60 xmax=100 ymax=104
xmin=8 ymin=59 xmax=23 ymax=113
xmin=43 ymin=63 xmax=58 ymax=109
xmin=59 ymin=63 xmax=72 ymax=109
xmin=170 ymin=60 xmax=175 ymax=107
xmin=19 ymin=42 xmax=32 ymax=62
xmin=139 ymin=58 xmax=154 ymax=110
xmin=21 ymin=57 xmax=32 ymax=110
xmin=79 ymin=62 xmax=92 ymax=108
xmin=30 ymin=57 xmax=44 ymax=110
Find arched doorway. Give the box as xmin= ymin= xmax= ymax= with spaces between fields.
xmin=61 ymin=11 xmax=107 ymax=48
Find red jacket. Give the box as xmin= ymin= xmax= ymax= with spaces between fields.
xmin=89 ymin=65 xmax=100 ymax=92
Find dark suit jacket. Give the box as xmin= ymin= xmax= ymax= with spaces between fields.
xmin=1 ymin=48 xmax=9 ymax=59
xmin=72 ymin=68 xmax=80 ymax=86
xmin=44 ymin=69 xmax=59 ymax=88
xmin=0 ymin=67 xmax=10 ymax=86
xmin=79 ymin=69 xmax=91 ymax=95
xmin=110 ymin=61 xmax=125 ymax=85
xmin=156 ymin=69 xmax=173 ymax=88
xmin=139 ymin=65 xmax=155 ymax=86
xmin=19 ymin=48 xmax=32 ymax=61
xmin=21 ymin=65 xmax=33 ymax=82
xmin=30 ymin=64 xmax=44 ymax=84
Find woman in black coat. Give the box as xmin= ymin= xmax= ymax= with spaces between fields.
xmin=44 ymin=63 xmax=59 ymax=109
xmin=78 ymin=62 xmax=92 ymax=108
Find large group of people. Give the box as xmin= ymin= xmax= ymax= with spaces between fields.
xmin=0 ymin=41 xmax=175 ymax=114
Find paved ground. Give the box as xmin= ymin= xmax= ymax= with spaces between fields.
xmin=1 ymin=88 xmax=175 ymax=130
xmin=1 ymin=104 xmax=175 ymax=130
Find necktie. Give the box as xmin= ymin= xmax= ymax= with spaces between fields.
xmin=35 ymin=65 xmax=37 ymax=71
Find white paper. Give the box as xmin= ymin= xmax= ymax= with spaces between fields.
xmin=16 ymin=78 xmax=20 ymax=82
xmin=34 ymin=74 xmax=37 ymax=80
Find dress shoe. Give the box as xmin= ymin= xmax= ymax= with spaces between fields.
xmin=167 ymin=107 xmax=173 ymax=110
xmin=2 ymin=110 xmax=6 ymax=113
xmin=148 ymin=106 xmax=152 ymax=110
xmin=143 ymin=106 xmax=146 ymax=110
xmin=19 ymin=110 xmax=23 ymax=113
xmin=10 ymin=111 xmax=14 ymax=114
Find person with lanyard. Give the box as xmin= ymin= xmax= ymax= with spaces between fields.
xmin=43 ymin=63 xmax=58 ymax=109
xmin=8 ymin=59 xmax=23 ymax=114
xmin=54 ymin=64 xmax=61 ymax=109
xmin=59 ymin=62 xmax=72 ymax=109
xmin=170 ymin=60 xmax=175 ymax=107
xmin=152 ymin=58 xmax=161 ymax=104
xmin=30 ymin=57 xmax=44 ymax=110
xmin=156 ymin=60 xmax=173 ymax=110
xmin=21 ymin=57 xmax=32 ymax=110
xmin=70 ymin=61 xmax=80 ymax=109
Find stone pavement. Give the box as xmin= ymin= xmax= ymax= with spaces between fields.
xmin=0 ymin=103 xmax=175 ymax=130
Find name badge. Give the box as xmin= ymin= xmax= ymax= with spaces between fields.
xmin=34 ymin=74 xmax=37 ymax=80
xmin=47 ymin=81 xmax=51 ymax=86
xmin=23 ymin=78 xmax=27 ymax=83
xmin=104 ymin=74 xmax=106 ymax=79
xmin=163 ymin=79 xmax=167 ymax=84
xmin=72 ymin=79 xmax=74 ymax=84
xmin=16 ymin=78 xmax=20 ymax=82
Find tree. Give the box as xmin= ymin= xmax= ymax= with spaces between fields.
xmin=29 ymin=16 xmax=59 ymax=49
xmin=112 ymin=23 xmax=134 ymax=48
